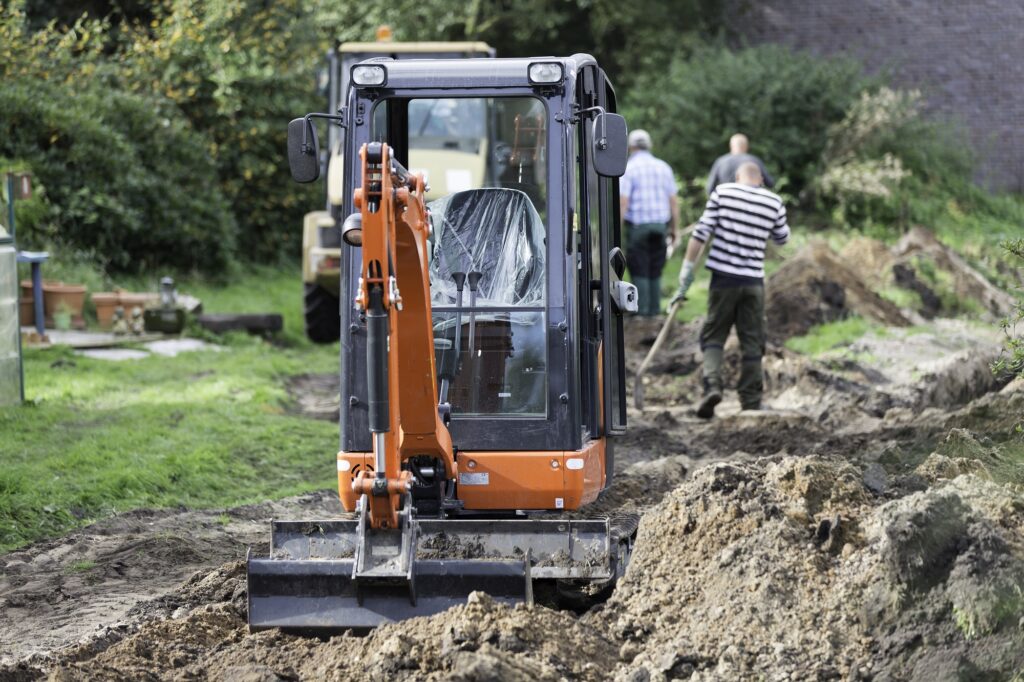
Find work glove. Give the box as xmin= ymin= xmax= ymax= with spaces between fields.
xmin=670 ymin=260 xmax=696 ymax=305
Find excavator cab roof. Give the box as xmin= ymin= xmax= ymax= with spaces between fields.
xmin=348 ymin=54 xmax=602 ymax=90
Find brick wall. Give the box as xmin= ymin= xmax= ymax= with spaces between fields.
xmin=726 ymin=0 xmax=1024 ymax=192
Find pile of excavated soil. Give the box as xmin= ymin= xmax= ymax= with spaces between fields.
xmin=30 ymin=453 xmax=1024 ymax=681
xmin=49 ymin=590 xmax=619 ymax=682
xmin=765 ymin=241 xmax=909 ymax=340
xmin=598 ymin=455 xmax=1024 ymax=681
xmin=891 ymin=227 xmax=1017 ymax=319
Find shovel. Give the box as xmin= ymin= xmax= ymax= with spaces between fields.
xmin=633 ymin=224 xmax=704 ymax=411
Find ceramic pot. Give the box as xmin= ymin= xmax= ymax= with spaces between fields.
xmin=91 ymin=292 xmax=120 ymax=329
xmin=19 ymin=298 xmax=34 ymax=326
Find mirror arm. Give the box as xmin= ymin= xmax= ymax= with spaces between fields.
xmin=302 ymin=112 xmax=347 ymax=151
xmin=576 ymin=105 xmax=609 ymax=149
xmin=573 ymin=104 xmax=606 ymax=123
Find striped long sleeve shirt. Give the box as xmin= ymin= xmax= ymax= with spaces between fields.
xmin=692 ymin=182 xmax=790 ymax=280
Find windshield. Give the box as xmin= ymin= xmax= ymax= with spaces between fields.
xmin=371 ymin=95 xmax=549 ymax=418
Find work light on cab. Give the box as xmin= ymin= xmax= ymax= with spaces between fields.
xmin=528 ymin=61 xmax=563 ymax=84
xmin=351 ymin=64 xmax=387 ymax=87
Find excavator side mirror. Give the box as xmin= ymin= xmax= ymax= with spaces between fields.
xmin=592 ymin=113 xmax=628 ymax=178
xmin=288 ymin=117 xmax=321 ymax=183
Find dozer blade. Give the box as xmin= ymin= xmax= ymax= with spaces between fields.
xmin=247 ymin=517 xmax=620 ymax=632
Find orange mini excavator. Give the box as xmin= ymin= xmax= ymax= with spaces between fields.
xmin=247 ymin=54 xmax=639 ymax=630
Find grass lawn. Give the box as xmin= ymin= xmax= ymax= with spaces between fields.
xmin=0 ymin=267 xmax=341 ymax=552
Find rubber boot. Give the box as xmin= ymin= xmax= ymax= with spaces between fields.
xmin=698 ymin=346 xmax=724 ymax=419
xmin=738 ymin=357 xmax=763 ymax=411
xmin=645 ymin=277 xmax=662 ymax=316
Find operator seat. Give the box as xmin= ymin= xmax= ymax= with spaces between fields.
xmin=428 ymin=188 xmax=546 ymax=307
xmin=429 ymin=188 xmax=547 ymax=415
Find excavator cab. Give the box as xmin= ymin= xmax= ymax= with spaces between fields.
xmin=249 ymin=55 xmax=637 ymax=631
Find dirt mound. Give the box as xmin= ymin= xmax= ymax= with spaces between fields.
xmin=766 ymin=241 xmax=909 ymax=340
xmin=838 ymin=236 xmax=896 ymax=285
xmin=843 ymin=475 xmax=1024 ymax=679
xmin=892 ymin=227 xmax=1016 ymax=319
xmin=12 ymin=444 xmax=1024 ymax=681
xmin=596 ymin=456 xmax=1024 ymax=680
xmin=600 ymin=457 xmax=872 ymax=679
xmin=51 ymin=592 xmax=617 ymax=681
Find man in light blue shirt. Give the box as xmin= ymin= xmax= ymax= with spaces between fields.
xmin=620 ymin=130 xmax=679 ymax=316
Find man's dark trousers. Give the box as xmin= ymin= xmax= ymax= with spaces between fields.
xmin=625 ymin=221 xmax=667 ymax=316
xmin=699 ymin=284 xmax=765 ymax=409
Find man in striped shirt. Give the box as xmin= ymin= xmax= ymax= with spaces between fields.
xmin=620 ymin=129 xmax=680 ymax=316
xmin=672 ymin=162 xmax=790 ymax=418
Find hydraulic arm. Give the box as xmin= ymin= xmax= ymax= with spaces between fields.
xmin=350 ymin=142 xmax=456 ymax=530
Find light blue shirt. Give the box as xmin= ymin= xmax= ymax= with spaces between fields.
xmin=620 ymin=151 xmax=676 ymax=224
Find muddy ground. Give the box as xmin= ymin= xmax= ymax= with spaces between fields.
xmin=2 ymin=235 xmax=1023 ymax=680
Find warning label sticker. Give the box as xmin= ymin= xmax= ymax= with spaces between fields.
xmin=459 ymin=472 xmax=490 ymax=486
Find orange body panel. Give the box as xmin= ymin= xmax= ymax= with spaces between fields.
xmin=337 ymin=439 xmax=606 ymax=513
xmin=337 ymin=452 xmax=373 ymax=511
xmin=457 ymin=439 xmax=606 ymax=511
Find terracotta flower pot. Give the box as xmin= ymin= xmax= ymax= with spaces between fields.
xmin=91 ymin=290 xmax=160 ymax=329
xmin=19 ymin=298 xmax=34 ymax=326
xmin=43 ymin=282 xmax=87 ymax=329
xmin=91 ymin=292 xmax=120 ymax=329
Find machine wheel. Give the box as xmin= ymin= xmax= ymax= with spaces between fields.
xmin=304 ymin=283 xmax=341 ymax=343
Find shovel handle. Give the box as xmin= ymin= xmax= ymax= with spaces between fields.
xmin=633 ymin=299 xmax=682 ymax=410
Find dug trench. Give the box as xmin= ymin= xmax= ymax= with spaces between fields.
xmin=3 ymin=238 xmax=1024 ymax=680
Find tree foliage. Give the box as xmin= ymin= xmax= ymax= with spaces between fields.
xmin=0 ymin=3 xmax=235 ymax=272
xmin=623 ymin=45 xmax=872 ymax=194
xmin=4 ymin=0 xmax=1020 ymax=279
xmin=115 ymin=0 xmax=324 ymax=262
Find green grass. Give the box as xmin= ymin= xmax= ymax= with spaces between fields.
xmin=0 ymin=267 xmax=341 ymax=552
xmin=66 ymin=559 xmax=97 ymax=574
xmin=785 ymin=316 xmax=874 ymax=356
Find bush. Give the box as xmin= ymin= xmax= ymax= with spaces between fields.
xmin=995 ymin=238 xmax=1024 ymax=378
xmin=0 ymin=80 xmax=236 ymax=272
xmin=117 ymin=0 xmax=323 ymax=263
xmin=0 ymin=3 xmax=237 ymax=273
xmin=622 ymin=45 xmax=873 ymax=195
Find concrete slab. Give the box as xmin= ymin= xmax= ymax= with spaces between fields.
xmin=75 ymin=348 xmax=150 ymax=361
xmin=24 ymin=328 xmax=163 ymax=349
xmin=144 ymin=339 xmax=222 ymax=357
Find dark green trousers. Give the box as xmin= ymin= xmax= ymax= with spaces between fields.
xmin=699 ymin=285 xmax=765 ymax=408
xmin=625 ymin=221 xmax=667 ymax=316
